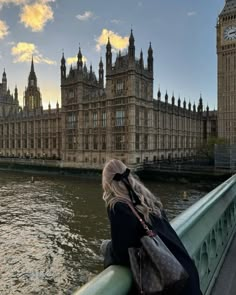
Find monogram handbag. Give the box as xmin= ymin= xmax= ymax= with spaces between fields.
xmin=126 ymin=203 xmax=189 ymax=295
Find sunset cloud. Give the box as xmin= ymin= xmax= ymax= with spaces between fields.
xmin=67 ymin=55 xmax=87 ymax=65
xmin=96 ymin=29 xmax=129 ymax=51
xmin=20 ymin=2 xmax=54 ymax=31
xmin=76 ymin=11 xmax=94 ymax=21
xmin=0 ymin=20 xmax=9 ymax=39
xmin=11 ymin=42 xmax=56 ymax=64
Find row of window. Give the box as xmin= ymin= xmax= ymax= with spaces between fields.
xmin=135 ymin=135 xmax=198 ymax=150
xmin=65 ymin=134 xmax=199 ymax=151
xmin=0 ymin=138 xmax=59 ymax=149
xmin=65 ymin=110 xmax=200 ymax=130
xmin=0 ymin=120 xmax=59 ymax=135
xmin=66 ymin=156 xmax=126 ymax=165
xmin=66 ymin=111 xmax=125 ymax=129
xmin=136 ymin=109 xmax=200 ymax=129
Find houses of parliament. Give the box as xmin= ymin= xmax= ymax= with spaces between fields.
xmin=0 ymin=30 xmax=218 ymax=169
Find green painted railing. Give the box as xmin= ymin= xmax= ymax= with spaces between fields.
xmin=72 ymin=174 xmax=236 ymax=295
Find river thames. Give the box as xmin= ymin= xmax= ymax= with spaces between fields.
xmin=0 ymin=170 xmax=218 ymax=295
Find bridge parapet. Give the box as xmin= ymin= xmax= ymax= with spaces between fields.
xmin=173 ymin=174 xmax=236 ymax=294
xmin=73 ymin=174 xmax=236 ymax=295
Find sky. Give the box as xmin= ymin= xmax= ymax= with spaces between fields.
xmin=0 ymin=0 xmax=225 ymax=109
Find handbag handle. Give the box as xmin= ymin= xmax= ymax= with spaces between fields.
xmin=124 ymin=201 xmax=156 ymax=237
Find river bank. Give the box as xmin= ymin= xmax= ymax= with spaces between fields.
xmin=0 ymin=157 xmax=232 ymax=183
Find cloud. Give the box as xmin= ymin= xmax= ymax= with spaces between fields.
xmin=0 ymin=20 xmax=9 ymax=39
xmin=96 ymin=29 xmax=129 ymax=51
xmin=111 ymin=19 xmax=122 ymax=25
xmin=187 ymin=11 xmax=196 ymax=17
xmin=7 ymin=41 xmax=15 ymax=45
xmin=67 ymin=55 xmax=87 ymax=65
xmin=39 ymin=0 xmax=55 ymax=3
xmin=0 ymin=0 xmax=54 ymax=6
xmin=76 ymin=11 xmax=93 ymax=21
xmin=20 ymin=2 xmax=54 ymax=31
xmin=11 ymin=42 xmax=56 ymax=64
xmin=0 ymin=0 xmax=28 ymax=9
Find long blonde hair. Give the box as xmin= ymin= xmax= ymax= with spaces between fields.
xmin=102 ymin=159 xmax=163 ymax=222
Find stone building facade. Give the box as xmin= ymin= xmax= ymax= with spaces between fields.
xmin=60 ymin=31 xmax=215 ymax=168
xmin=217 ymin=0 xmax=236 ymax=143
xmin=0 ymin=31 xmax=216 ymax=168
xmin=0 ymin=69 xmax=19 ymax=117
xmin=0 ymin=59 xmax=61 ymax=160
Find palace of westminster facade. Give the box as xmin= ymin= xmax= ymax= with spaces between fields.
xmin=0 ymin=30 xmax=218 ymax=169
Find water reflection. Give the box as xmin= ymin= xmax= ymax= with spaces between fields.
xmin=0 ymin=171 xmax=217 ymax=294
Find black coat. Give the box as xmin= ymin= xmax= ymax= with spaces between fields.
xmin=104 ymin=202 xmax=202 ymax=295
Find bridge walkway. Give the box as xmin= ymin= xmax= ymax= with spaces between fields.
xmin=211 ymin=232 xmax=236 ymax=295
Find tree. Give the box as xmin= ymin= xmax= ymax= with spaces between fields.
xmin=197 ymin=136 xmax=226 ymax=163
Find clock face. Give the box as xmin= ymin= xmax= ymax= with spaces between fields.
xmin=224 ymin=26 xmax=236 ymax=41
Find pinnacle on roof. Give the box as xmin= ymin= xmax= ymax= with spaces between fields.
xmin=30 ymin=56 xmax=35 ymax=73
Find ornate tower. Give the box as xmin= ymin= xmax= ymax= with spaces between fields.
xmin=106 ymin=38 xmax=112 ymax=74
xmin=128 ymin=29 xmax=135 ymax=65
xmin=217 ymin=0 xmax=236 ymax=143
xmin=24 ymin=57 xmax=42 ymax=110
xmin=147 ymin=42 xmax=153 ymax=73
xmin=14 ymin=86 xmax=18 ymax=102
xmin=77 ymin=47 xmax=83 ymax=71
xmin=60 ymin=52 xmax=66 ymax=81
xmin=2 ymin=69 xmax=7 ymax=95
xmin=99 ymin=57 xmax=104 ymax=88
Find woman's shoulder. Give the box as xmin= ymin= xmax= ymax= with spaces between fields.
xmin=108 ymin=201 xmax=136 ymax=221
xmin=108 ymin=201 xmax=131 ymax=214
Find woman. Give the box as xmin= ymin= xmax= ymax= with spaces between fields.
xmin=102 ymin=159 xmax=202 ymax=295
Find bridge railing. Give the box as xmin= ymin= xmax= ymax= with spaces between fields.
xmin=72 ymin=174 xmax=236 ymax=295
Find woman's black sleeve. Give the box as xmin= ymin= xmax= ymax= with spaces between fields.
xmin=107 ymin=202 xmax=142 ymax=266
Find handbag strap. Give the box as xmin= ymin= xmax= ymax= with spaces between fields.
xmin=124 ymin=201 xmax=155 ymax=237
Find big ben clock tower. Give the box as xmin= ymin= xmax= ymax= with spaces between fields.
xmin=217 ymin=0 xmax=236 ymax=143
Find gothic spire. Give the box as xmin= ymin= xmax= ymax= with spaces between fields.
xmin=139 ymin=49 xmax=144 ymax=68
xmin=128 ymin=29 xmax=135 ymax=60
xmin=30 ymin=56 xmax=35 ymax=73
xmin=99 ymin=57 xmax=104 ymax=88
xmin=61 ymin=52 xmax=66 ymax=80
xmin=165 ymin=91 xmax=168 ymax=103
xmin=129 ymin=29 xmax=134 ymax=45
xmin=157 ymin=87 xmax=161 ymax=100
xmin=28 ymin=56 xmax=37 ymax=87
xmin=106 ymin=37 xmax=112 ymax=73
xmin=99 ymin=56 xmax=103 ymax=68
xmin=148 ymin=42 xmax=153 ymax=73
xmin=61 ymin=52 xmax=65 ymax=64
xmin=106 ymin=37 xmax=111 ymax=51
xmin=77 ymin=47 xmax=83 ymax=70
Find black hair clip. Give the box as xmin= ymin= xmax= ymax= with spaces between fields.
xmin=113 ymin=168 xmax=141 ymax=206
xmin=113 ymin=168 xmax=130 ymax=181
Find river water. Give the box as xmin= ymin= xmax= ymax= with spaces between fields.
xmin=0 ymin=171 xmax=218 ymax=295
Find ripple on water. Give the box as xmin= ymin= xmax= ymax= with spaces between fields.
xmin=0 ymin=171 xmax=218 ymax=294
